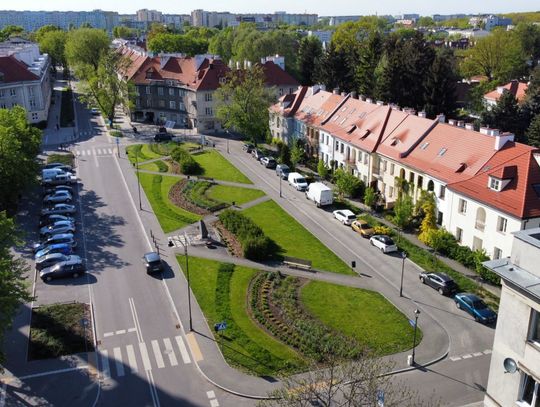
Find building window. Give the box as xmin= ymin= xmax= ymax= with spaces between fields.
xmin=205 ymin=107 xmax=213 ymax=116
xmin=0 ymin=102 xmax=6 ymax=109
xmin=169 ymin=88 xmax=175 ymax=96
xmin=519 ymin=373 xmax=540 ymax=407
xmin=29 ymin=99 xmax=36 ymax=109
xmin=28 ymin=87 xmax=34 ymax=96
xmin=363 ymin=154 xmax=368 ymax=165
xmin=493 ymin=247 xmax=502 ymax=259
xmin=158 ymin=87 xmax=164 ymax=96
xmin=279 ymin=88 xmax=284 ymax=96
xmin=340 ymin=143 xmax=344 ymax=154
xmin=10 ymin=89 xmax=16 ymax=96
xmin=489 ymin=177 xmax=501 ymax=191
xmin=390 ymin=163 xmax=395 ymax=176
xmin=456 ymin=227 xmax=463 ymax=243
xmin=31 ymin=112 xmax=38 ymax=120
xmin=335 ymin=141 xmax=339 ymax=150
xmin=383 ymin=160 xmax=388 ymax=172
xmin=0 ymin=90 xmax=4 ymax=98
xmin=529 ymin=310 xmax=540 ymax=344
xmin=204 ymin=93 xmax=212 ymax=102
xmin=497 ymin=216 xmax=507 ymax=233
xmin=417 ymin=176 xmax=423 ymax=190
xmin=439 ymin=185 xmax=446 ymax=199
xmin=145 ymin=86 xmax=150 ymax=94
xmin=472 ymin=236 xmax=483 ymax=251
xmin=436 ymin=211 xmax=443 ymax=225
xmin=389 ymin=186 xmax=394 ymax=198
xmin=458 ymin=199 xmax=467 ymax=214
xmin=475 ymin=207 xmax=486 ymax=231
xmin=169 ymin=101 xmax=176 ymax=109
xmin=158 ymin=100 xmax=165 ymax=107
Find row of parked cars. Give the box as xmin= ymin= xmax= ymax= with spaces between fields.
xmin=34 ymin=162 xmax=86 ymax=282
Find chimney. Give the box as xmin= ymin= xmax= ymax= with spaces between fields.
xmin=359 ymin=94 xmax=366 ymax=101
xmin=494 ymin=133 xmax=515 ymax=151
xmin=480 ymin=127 xmax=490 ymax=135
xmin=366 ymin=98 xmax=373 ymax=104
xmin=436 ymin=114 xmax=446 ymax=123
xmin=465 ymin=123 xmax=474 ymax=130
xmin=457 ymin=120 xmax=465 ymax=128
xmin=448 ymin=119 xmax=456 ymax=126
xmin=236 ymin=61 xmax=240 ymax=70
xmin=376 ymin=100 xmax=384 ymax=106
xmin=333 ymin=88 xmax=340 ymax=95
xmin=418 ymin=111 xmax=427 ymax=118
xmin=488 ymin=129 xmax=500 ymax=137
xmin=496 ymin=86 xmax=505 ymax=94
xmin=341 ymin=91 xmax=347 ymax=97
xmin=350 ymin=91 xmax=357 ymax=99
xmin=243 ymin=59 xmax=248 ymax=69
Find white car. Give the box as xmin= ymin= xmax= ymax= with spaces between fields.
xmin=332 ymin=209 xmax=356 ymax=225
xmin=369 ymin=235 xmax=398 ymax=253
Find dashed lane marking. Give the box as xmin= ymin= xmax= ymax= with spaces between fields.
xmin=450 ymin=349 xmax=492 ymax=361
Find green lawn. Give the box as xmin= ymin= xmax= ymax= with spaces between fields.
xmin=139 ymin=160 xmax=168 ymax=173
xmin=301 ymin=281 xmax=419 ymax=356
xmin=206 ymin=184 xmax=265 ymax=206
xmin=191 ymin=150 xmax=252 ymax=184
xmin=126 ymin=144 xmax=163 ymax=164
xmin=138 ymin=173 xmax=200 ymax=232
xmin=242 ymin=200 xmax=354 ymax=275
xmin=177 ymin=256 xmax=305 ymax=376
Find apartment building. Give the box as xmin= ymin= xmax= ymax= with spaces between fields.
xmin=0 ymin=39 xmax=51 ymax=123
xmin=484 ymin=80 xmax=528 ymax=109
xmin=483 ymin=228 xmax=540 ymax=407
xmin=269 ymin=87 xmax=540 ymax=259
xmin=120 ymin=45 xmax=298 ymax=132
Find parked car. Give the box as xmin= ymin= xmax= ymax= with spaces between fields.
xmin=39 ymin=214 xmax=74 ymax=228
xmin=42 ymin=185 xmax=74 ymax=197
xmin=287 ymin=172 xmax=308 ymax=191
xmin=306 ymin=182 xmax=333 ymax=207
xmin=276 ymin=164 xmax=290 ymax=179
xmin=419 ymin=272 xmax=458 ymax=295
xmin=41 ymin=203 xmax=76 ymax=216
xmin=252 ymin=149 xmax=264 ymax=160
xmin=43 ymin=190 xmax=73 ymax=204
xmin=33 ymin=233 xmax=77 ymax=253
xmin=42 ymin=168 xmax=70 ymax=180
xmin=369 ymin=235 xmax=398 ymax=253
xmin=351 ymin=219 xmax=374 ymax=238
xmin=242 ymin=143 xmax=254 ymax=153
xmin=332 ymin=209 xmax=356 ymax=225
xmin=454 ymin=293 xmax=497 ymax=324
xmin=40 ymin=258 xmax=86 ymax=282
xmin=42 ymin=174 xmax=77 ymax=186
xmin=34 ymin=243 xmax=73 ymax=260
xmin=43 ymin=162 xmax=66 ymax=170
xmin=260 ymin=157 xmax=277 ymax=169
xmin=39 ymin=221 xmax=76 ymax=238
xmin=142 ymin=252 xmax=163 ymax=274
xmin=154 ymin=133 xmax=172 ymax=142
xmin=35 ymin=253 xmax=80 ymax=271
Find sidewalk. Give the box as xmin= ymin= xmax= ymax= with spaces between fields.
xmin=297 ymin=164 xmax=501 ymax=298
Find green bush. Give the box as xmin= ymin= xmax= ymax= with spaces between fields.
xmin=170 ymin=146 xmax=202 ymax=175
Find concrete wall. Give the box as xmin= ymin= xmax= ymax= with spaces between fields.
xmin=511 ymin=234 xmax=540 ymax=278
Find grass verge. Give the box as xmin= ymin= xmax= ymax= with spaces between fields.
xmin=139 ymin=160 xmax=168 ymax=173
xmin=138 ymin=173 xmax=200 ymax=232
xmin=301 ymin=281 xmax=419 ymax=355
xmin=192 ymin=150 xmax=252 ymax=184
xmin=28 ymin=302 xmax=94 ymax=360
xmin=206 ymin=184 xmax=265 ymax=206
xmin=242 ymin=200 xmax=354 ymax=275
xmin=177 ymin=256 xmax=305 ymax=376
xmin=126 ymin=144 xmax=163 ymax=164
xmin=46 ymin=153 xmax=74 ymax=167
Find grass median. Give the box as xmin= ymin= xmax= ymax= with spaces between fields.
xmin=242 ymin=200 xmax=354 ymax=275
xmin=206 ymin=184 xmax=265 ymax=206
xmin=138 ymin=173 xmax=200 ymax=232
xmin=192 ymin=150 xmax=252 ymax=184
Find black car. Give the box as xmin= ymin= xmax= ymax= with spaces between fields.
xmin=242 ymin=143 xmax=254 ymax=153
xmin=419 ymin=272 xmax=458 ymax=295
xmin=142 ymin=252 xmax=163 ymax=274
xmin=154 ymin=133 xmax=172 ymax=142
xmin=40 ymin=259 xmax=86 ymax=282
xmin=260 ymin=157 xmax=277 ymax=169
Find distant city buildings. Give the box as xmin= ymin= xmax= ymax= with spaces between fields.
xmin=136 ymin=9 xmax=163 ymax=23
xmin=0 ymin=38 xmax=51 ymax=123
xmin=190 ymin=9 xmax=317 ymax=28
xmin=307 ymin=30 xmax=333 ymax=45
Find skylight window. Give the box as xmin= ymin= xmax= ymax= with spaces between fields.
xmin=420 ymin=142 xmax=429 ymax=150
xmin=341 ymin=107 xmax=347 ymax=112
xmin=340 ymin=118 xmax=347 ymax=125
xmin=438 ymin=148 xmax=447 ymax=156
xmin=333 ymin=115 xmax=340 ymax=122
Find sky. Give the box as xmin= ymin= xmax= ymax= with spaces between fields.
xmin=2 ymin=0 xmax=539 ymax=16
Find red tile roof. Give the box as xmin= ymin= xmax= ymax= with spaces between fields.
xmin=0 ymin=55 xmax=39 ymax=82
xmin=260 ymin=61 xmax=299 ymax=87
xmin=449 ymin=144 xmax=540 ymax=219
xmin=292 ymin=88 xmax=334 ymax=125
xmin=484 ymin=80 xmax=528 ymax=103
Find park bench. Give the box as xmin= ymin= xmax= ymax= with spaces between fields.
xmin=283 ymin=256 xmax=312 ymax=271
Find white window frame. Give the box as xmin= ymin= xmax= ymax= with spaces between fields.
xmin=458 ymin=199 xmax=467 ymax=214
xmin=489 ymin=177 xmax=501 ymax=191
xmin=205 ymin=93 xmax=212 ymax=102
xmin=145 ymin=86 xmax=150 ymax=94
xmin=205 ymin=107 xmax=213 ymax=116
xmin=169 ymin=88 xmax=175 ymax=96
xmin=456 ymin=227 xmax=463 ymax=243
xmin=529 ymin=310 xmax=540 ymax=345
xmin=493 ymin=247 xmax=502 ymax=260
xmin=439 ymin=185 xmax=446 ymax=200
xmin=497 ymin=216 xmax=507 ymax=233
xmin=9 ymin=88 xmax=16 ymax=96
xmin=158 ymin=87 xmax=164 ymax=96
xmin=169 ymin=101 xmax=176 ymax=109
xmin=519 ymin=373 xmax=540 ymax=407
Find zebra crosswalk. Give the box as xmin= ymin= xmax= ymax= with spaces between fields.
xmin=75 ymin=148 xmax=116 ymax=157
xmin=168 ymin=235 xmax=191 ymax=248
xmin=98 ymin=335 xmax=191 ymax=379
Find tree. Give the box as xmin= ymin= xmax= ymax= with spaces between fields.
xmin=393 ymin=193 xmax=414 ymax=230
xmin=316 ymin=42 xmax=354 ymax=93
xmin=147 ymin=33 xmax=209 ymax=55
xmin=113 ymin=26 xmax=135 ymax=39
xmin=363 ymin=186 xmax=377 ymax=209
xmin=423 ymin=48 xmax=458 ymax=117
xmin=523 ymin=66 xmax=540 ymax=119
xmin=526 ymin=114 xmax=540 ymax=147
xmin=215 ymin=65 xmax=275 ymax=144
xmin=290 ymin=139 xmax=305 ymax=170
xmin=417 ymin=16 xmax=435 ymax=27
xmin=38 ymin=30 xmax=68 ymax=71
xmin=278 ymin=143 xmax=292 ymax=167
xmin=0 ymin=25 xmax=24 ymax=41
xmin=0 ymin=211 xmax=33 ymax=365
xmin=418 ymin=191 xmax=437 ymax=244
xmin=355 ymin=31 xmax=383 ymax=98
xmin=65 ymin=28 xmax=110 ymax=72
xmin=33 ymin=24 xmax=61 ymax=43
xmin=317 ymin=159 xmax=329 ymax=179
xmin=297 ymin=36 xmax=323 ymax=86
xmin=481 ymin=91 xmax=527 ymax=140
xmin=334 ymin=168 xmax=362 ymax=198
xmin=514 ymin=23 xmax=540 ymax=69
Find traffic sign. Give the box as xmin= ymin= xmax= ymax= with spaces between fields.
xmin=214 ymin=321 xmax=227 ymax=332
xmin=377 ymin=390 xmax=385 ymax=406
xmin=409 ymin=319 xmax=416 ymax=327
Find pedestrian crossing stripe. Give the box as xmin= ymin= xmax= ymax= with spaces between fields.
xmin=75 ymin=148 xmax=114 ymax=157
xmin=168 ymin=235 xmax=191 ymax=248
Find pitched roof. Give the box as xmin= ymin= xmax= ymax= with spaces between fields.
xmin=0 ymin=55 xmax=39 ymax=82
xmin=484 ymin=80 xmax=528 ymax=103
xmin=260 ymin=61 xmax=299 ymax=87
xmin=449 ymin=144 xmax=540 ymax=219
xmin=292 ymin=88 xmax=334 ymax=125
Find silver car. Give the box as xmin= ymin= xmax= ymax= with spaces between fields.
xmin=35 ymin=253 xmax=80 ymax=271
xmin=39 ymin=221 xmax=76 ymax=237
xmin=43 ymin=190 xmax=73 ymax=204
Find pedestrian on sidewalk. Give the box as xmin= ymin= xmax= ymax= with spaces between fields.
xmin=56 ymin=123 xmax=59 ymax=130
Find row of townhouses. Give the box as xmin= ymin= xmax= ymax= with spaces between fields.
xmin=118 ymin=44 xmax=298 ymax=131
xmin=270 ymin=86 xmax=540 ymax=260
xmin=0 ymin=38 xmax=51 ymax=124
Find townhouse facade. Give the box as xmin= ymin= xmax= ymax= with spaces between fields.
xmin=482 ymin=228 xmax=540 ymax=407
xmin=269 ymin=86 xmax=540 ymax=259
xmin=0 ymin=39 xmax=51 ymax=124
xmin=119 ymin=45 xmax=298 ymax=132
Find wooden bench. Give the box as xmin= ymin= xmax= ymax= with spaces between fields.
xmin=283 ymin=256 xmax=312 ymax=271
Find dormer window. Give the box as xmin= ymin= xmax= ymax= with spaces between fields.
xmin=489 ymin=176 xmax=501 ymax=191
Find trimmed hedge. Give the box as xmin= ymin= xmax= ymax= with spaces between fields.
xmin=171 ymin=146 xmax=202 ymax=175
xmin=219 ymin=209 xmax=277 ymax=261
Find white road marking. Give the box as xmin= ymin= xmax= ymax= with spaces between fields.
xmin=206 ymin=391 xmax=215 ymax=399
xmin=0 ymin=382 xmax=6 ymax=407
xmin=449 ymin=356 xmax=461 ymax=361
xmin=210 ymin=399 xmax=219 ymax=407
xmin=163 ymin=338 xmax=178 ymax=367
xmin=139 ymin=342 xmax=152 ymax=371
xmin=126 ymin=344 xmax=138 ymax=373
xmin=128 ymin=327 xmax=137 ymax=333
xmin=103 ymin=332 xmax=114 ymax=337
xmin=96 ymin=148 xmax=102 ymax=155
xmin=129 ymin=297 xmax=143 ymax=343
xmin=18 ymin=365 xmax=87 ymax=380
xmin=93 ymin=149 xmax=99 ymax=167
xmin=151 ymin=340 xmax=165 ymax=368
xmin=100 ymin=350 xmax=111 ymax=380
xmin=107 ymin=148 xmax=113 ymax=154
xmin=175 ymin=336 xmax=191 ymax=364
xmin=483 ymin=349 xmax=492 ymax=354
xmin=472 ymin=352 xmax=483 ymax=357
xmin=113 ymin=347 xmax=125 ymax=377
xmin=462 ymin=354 xmax=472 ymax=359
xmin=116 ymin=329 xmax=126 ymax=335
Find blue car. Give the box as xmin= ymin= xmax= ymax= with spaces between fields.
xmin=454 ymin=293 xmax=497 ymax=324
xmin=34 ymin=243 xmax=73 ymax=260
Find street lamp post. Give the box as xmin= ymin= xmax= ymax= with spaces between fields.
xmin=135 ymin=149 xmax=142 ymax=210
xmin=411 ymin=309 xmax=421 ymax=365
xmin=184 ymin=234 xmax=193 ymax=332
xmin=399 ymin=251 xmax=407 ymax=297
xmin=226 ymin=130 xmax=230 ymax=154
xmin=279 ymin=175 xmax=282 ymax=198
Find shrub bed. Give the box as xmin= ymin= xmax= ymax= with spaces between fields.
xmin=171 ymin=146 xmax=202 ymax=175
xmin=182 ymin=181 xmax=228 ymax=212
xmin=218 ymin=209 xmax=277 ymax=261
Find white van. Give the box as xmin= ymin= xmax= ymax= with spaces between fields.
xmin=287 ymin=172 xmax=308 ymax=191
xmin=305 ymin=182 xmax=333 ymax=207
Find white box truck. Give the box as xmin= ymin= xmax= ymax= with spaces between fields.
xmin=305 ymin=182 xmax=333 ymax=207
